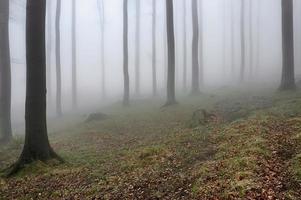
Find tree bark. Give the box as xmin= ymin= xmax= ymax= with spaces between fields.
xmin=164 ymin=0 xmax=176 ymax=106
xmin=279 ymin=0 xmax=296 ymax=90
xmin=231 ymin=0 xmax=235 ymax=74
xmin=46 ymin=0 xmax=52 ymax=103
xmin=9 ymin=0 xmax=62 ymax=176
xmin=55 ymin=0 xmax=62 ymax=116
xmin=183 ymin=0 xmax=187 ymax=91
xmin=191 ymin=0 xmax=200 ymax=95
xmin=123 ymin=0 xmax=130 ymax=106
xmin=248 ymin=0 xmax=254 ymax=78
xmin=135 ymin=0 xmax=140 ymax=96
xmin=199 ymin=0 xmax=204 ymax=86
xmin=71 ymin=0 xmax=77 ymax=109
xmin=0 ymin=0 xmax=12 ymax=143
xmin=240 ymin=0 xmax=246 ymax=82
xmin=152 ymin=0 xmax=157 ymax=96
xmin=99 ymin=0 xmax=106 ymax=99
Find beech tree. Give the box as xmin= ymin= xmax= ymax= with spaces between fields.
xmin=9 ymin=0 xmax=62 ymax=175
xmin=152 ymin=0 xmax=157 ymax=96
xmin=164 ymin=0 xmax=176 ymax=106
xmin=279 ymin=0 xmax=295 ymax=90
xmin=123 ymin=0 xmax=130 ymax=106
xmin=71 ymin=0 xmax=77 ymax=108
xmin=240 ymin=0 xmax=246 ymax=82
xmin=191 ymin=0 xmax=200 ymax=95
xmin=135 ymin=0 xmax=141 ymax=95
xmin=55 ymin=0 xmax=62 ymax=116
xmin=183 ymin=0 xmax=187 ymax=91
xmin=46 ymin=0 xmax=52 ymax=102
xmin=0 ymin=0 xmax=12 ymax=143
xmin=98 ymin=0 xmax=106 ymax=99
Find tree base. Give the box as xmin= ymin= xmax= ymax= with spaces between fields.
xmin=162 ymin=100 xmax=178 ymax=108
xmin=278 ymin=83 xmax=297 ymax=91
xmin=5 ymin=148 xmax=64 ymax=177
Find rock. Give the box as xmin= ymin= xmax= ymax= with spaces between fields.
xmin=85 ymin=112 xmax=109 ymax=123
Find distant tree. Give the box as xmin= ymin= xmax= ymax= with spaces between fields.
xmin=199 ymin=0 xmax=204 ymax=86
xmin=152 ymin=0 xmax=157 ymax=96
xmin=123 ymin=0 xmax=130 ymax=106
xmin=46 ymin=0 xmax=52 ymax=102
xmin=248 ymin=0 xmax=253 ymax=78
xmin=163 ymin=1 xmax=167 ymax=88
xmin=279 ymin=0 xmax=295 ymax=90
xmin=55 ymin=0 xmax=62 ymax=115
xmin=135 ymin=0 xmax=141 ymax=96
xmin=71 ymin=0 xmax=77 ymax=108
xmin=98 ymin=0 xmax=106 ymax=99
xmin=255 ymin=0 xmax=261 ymax=75
xmin=164 ymin=0 xmax=176 ymax=106
xmin=9 ymin=0 xmax=62 ymax=175
xmin=0 ymin=0 xmax=12 ymax=144
xmin=183 ymin=0 xmax=187 ymax=91
xmin=230 ymin=0 xmax=235 ymax=74
xmin=191 ymin=0 xmax=200 ymax=95
xmin=240 ymin=0 xmax=246 ymax=82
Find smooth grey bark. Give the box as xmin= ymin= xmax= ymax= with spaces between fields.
xmin=152 ymin=0 xmax=157 ymax=96
xmin=183 ymin=0 xmax=187 ymax=91
xmin=240 ymin=0 xmax=246 ymax=82
xmin=163 ymin=1 xmax=167 ymax=88
xmin=99 ymin=0 xmax=106 ymax=99
xmin=164 ymin=0 xmax=176 ymax=106
xmin=231 ymin=0 xmax=235 ymax=74
xmin=46 ymin=0 xmax=52 ymax=103
xmin=0 ymin=0 xmax=12 ymax=143
xmin=191 ymin=0 xmax=200 ymax=95
xmin=199 ymin=0 xmax=204 ymax=86
xmin=123 ymin=0 xmax=130 ymax=106
xmin=248 ymin=0 xmax=253 ymax=78
xmin=255 ymin=0 xmax=260 ymax=75
xmin=71 ymin=0 xmax=77 ymax=109
xmin=9 ymin=0 xmax=62 ymax=176
xmin=55 ymin=0 xmax=62 ymax=116
xmin=222 ymin=0 xmax=226 ymax=75
xmin=135 ymin=0 xmax=140 ymax=95
xmin=279 ymin=0 xmax=296 ymax=90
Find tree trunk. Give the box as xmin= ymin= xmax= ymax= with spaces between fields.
xmin=255 ymin=0 xmax=260 ymax=75
xmin=279 ymin=0 xmax=295 ymax=90
xmin=199 ymin=0 xmax=204 ymax=86
xmin=135 ymin=0 xmax=140 ymax=96
xmin=152 ymin=0 xmax=157 ymax=96
xmin=164 ymin=0 xmax=176 ymax=106
xmin=0 ymin=0 xmax=12 ymax=143
xmin=183 ymin=0 xmax=187 ymax=91
xmin=248 ymin=0 xmax=253 ymax=78
xmin=240 ymin=0 xmax=246 ymax=82
xmin=231 ymin=0 xmax=235 ymax=75
xmin=99 ymin=0 xmax=106 ymax=99
xmin=71 ymin=0 xmax=77 ymax=109
xmin=191 ymin=0 xmax=200 ymax=95
xmin=163 ymin=1 xmax=167 ymax=89
xmin=55 ymin=0 xmax=62 ymax=116
xmin=46 ymin=0 xmax=52 ymax=103
xmin=123 ymin=0 xmax=130 ymax=106
xmin=9 ymin=0 xmax=62 ymax=175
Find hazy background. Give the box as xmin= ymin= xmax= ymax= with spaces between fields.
xmin=8 ymin=0 xmax=301 ymax=132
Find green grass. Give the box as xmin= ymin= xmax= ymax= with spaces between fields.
xmin=2 ymin=87 xmax=301 ymax=199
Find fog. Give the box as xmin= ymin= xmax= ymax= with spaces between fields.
xmin=8 ymin=0 xmax=300 ymax=132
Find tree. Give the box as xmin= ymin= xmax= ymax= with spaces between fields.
xmin=71 ymin=0 xmax=77 ymax=109
xmin=240 ymin=0 xmax=246 ymax=82
xmin=9 ymin=0 xmax=62 ymax=175
xmin=135 ymin=0 xmax=141 ymax=96
xmin=183 ymin=0 xmax=187 ymax=91
xmin=123 ymin=0 xmax=130 ymax=106
xmin=152 ymin=0 xmax=157 ymax=96
xmin=191 ymin=0 xmax=200 ymax=95
xmin=248 ymin=0 xmax=254 ymax=78
xmin=0 ymin=0 xmax=12 ymax=143
xmin=46 ymin=0 xmax=52 ymax=102
xmin=279 ymin=0 xmax=296 ymax=90
xmin=164 ymin=0 xmax=176 ymax=106
xmin=97 ymin=0 xmax=106 ymax=99
xmin=55 ymin=0 xmax=62 ymax=116
xmin=199 ymin=0 xmax=204 ymax=86
xmin=230 ymin=0 xmax=235 ymax=75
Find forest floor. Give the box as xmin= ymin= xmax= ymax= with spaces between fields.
xmin=1 ymin=87 xmax=301 ymax=199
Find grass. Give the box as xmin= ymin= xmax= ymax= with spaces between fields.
xmin=1 ymin=87 xmax=301 ymax=199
